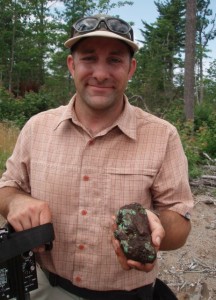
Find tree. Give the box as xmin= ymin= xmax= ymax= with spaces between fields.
xmin=0 ymin=0 xmax=59 ymax=95
xmin=196 ymin=0 xmax=216 ymax=103
xmin=130 ymin=0 xmax=215 ymax=115
xmin=0 ymin=0 xmax=25 ymax=92
xmin=16 ymin=0 xmax=58 ymax=88
xmin=131 ymin=0 xmax=186 ymax=111
xmin=184 ymin=0 xmax=197 ymax=121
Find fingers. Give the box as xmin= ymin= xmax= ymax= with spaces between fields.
xmin=146 ymin=209 xmax=165 ymax=249
xmin=33 ymin=245 xmax=46 ymax=253
xmin=7 ymin=197 xmax=52 ymax=232
xmin=111 ymin=218 xmax=156 ymax=272
xmin=111 ymin=217 xmax=130 ymax=270
xmin=7 ymin=209 xmax=33 ymax=231
xmin=7 ymin=198 xmax=52 ymax=253
xmin=111 ymin=236 xmax=131 ymax=270
xmin=127 ymin=260 xmax=156 ymax=272
xmin=111 ymin=209 xmax=165 ymax=272
xmin=39 ymin=202 xmax=52 ymax=225
xmin=111 ymin=235 xmax=156 ymax=272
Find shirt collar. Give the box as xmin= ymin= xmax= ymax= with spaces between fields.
xmin=54 ymin=94 xmax=137 ymax=140
xmin=113 ymin=96 xmax=137 ymax=140
xmin=53 ymin=95 xmax=79 ymax=130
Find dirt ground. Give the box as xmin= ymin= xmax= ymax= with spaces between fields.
xmin=158 ymin=189 xmax=216 ymax=300
xmin=0 ymin=189 xmax=216 ymax=300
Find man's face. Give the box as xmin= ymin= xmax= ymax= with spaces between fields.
xmin=67 ymin=37 xmax=136 ymax=115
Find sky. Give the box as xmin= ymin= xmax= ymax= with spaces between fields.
xmin=110 ymin=1 xmax=158 ymax=42
xmin=51 ymin=0 xmax=216 ymax=69
xmin=110 ymin=0 xmax=216 ymax=69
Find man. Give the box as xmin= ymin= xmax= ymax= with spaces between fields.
xmin=0 ymin=14 xmax=193 ymax=300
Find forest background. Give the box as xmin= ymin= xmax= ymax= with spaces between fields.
xmin=0 ymin=0 xmax=216 ymax=182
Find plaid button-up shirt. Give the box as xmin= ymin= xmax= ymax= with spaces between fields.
xmin=0 ymin=95 xmax=193 ymax=291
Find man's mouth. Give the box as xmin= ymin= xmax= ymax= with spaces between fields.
xmin=88 ymin=84 xmax=113 ymax=89
xmin=87 ymin=84 xmax=114 ymax=95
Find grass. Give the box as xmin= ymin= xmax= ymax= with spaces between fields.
xmin=0 ymin=122 xmax=19 ymax=176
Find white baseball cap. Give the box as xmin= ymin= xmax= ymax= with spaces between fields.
xmin=64 ymin=14 xmax=139 ymax=53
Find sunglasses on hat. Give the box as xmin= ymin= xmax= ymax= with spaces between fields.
xmin=71 ymin=16 xmax=134 ymax=41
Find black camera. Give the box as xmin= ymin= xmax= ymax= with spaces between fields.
xmin=0 ymin=222 xmax=54 ymax=300
xmin=0 ymin=224 xmax=38 ymax=299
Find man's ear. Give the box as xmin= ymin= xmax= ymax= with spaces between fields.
xmin=128 ymin=58 xmax=137 ymax=80
xmin=67 ymin=55 xmax=75 ymax=77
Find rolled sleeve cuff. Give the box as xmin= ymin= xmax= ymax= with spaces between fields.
xmin=0 ymin=179 xmax=23 ymax=190
xmin=157 ymin=202 xmax=194 ymax=220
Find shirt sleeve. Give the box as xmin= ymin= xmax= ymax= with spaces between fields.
xmin=151 ymin=127 xmax=194 ymax=218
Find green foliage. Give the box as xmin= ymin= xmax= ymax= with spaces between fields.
xmin=177 ymin=121 xmax=202 ymax=178
xmin=0 ymin=151 xmax=9 ymax=176
xmin=196 ymin=0 xmax=216 ymax=57
xmin=0 ymin=87 xmax=59 ymax=128
xmin=0 ymin=121 xmax=19 ymax=176
xmin=163 ymin=98 xmax=216 ymax=178
xmin=129 ymin=0 xmax=186 ymax=110
xmin=0 ymin=88 xmax=20 ymax=120
xmin=163 ymin=100 xmax=201 ymax=178
xmin=205 ymin=60 xmax=216 ymax=103
xmin=195 ymin=103 xmax=216 ymax=155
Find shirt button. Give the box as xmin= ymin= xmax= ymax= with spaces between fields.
xmin=88 ymin=139 xmax=95 ymax=145
xmin=185 ymin=212 xmax=191 ymax=220
xmin=75 ymin=276 xmax=82 ymax=283
xmin=81 ymin=210 xmax=87 ymax=216
xmin=79 ymin=244 xmax=85 ymax=250
xmin=83 ymin=175 xmax=89 ymax=181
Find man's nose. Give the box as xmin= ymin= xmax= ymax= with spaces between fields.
xmin=92 ymin=62 xmax=109 ymax=82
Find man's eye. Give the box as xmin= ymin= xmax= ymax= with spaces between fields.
xmin=82 ymin=56 xmax=95 ymax=61
xmin=110 ymin=57 xmax=121 ymax=63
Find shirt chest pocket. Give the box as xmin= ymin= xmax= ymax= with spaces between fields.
xmin=104 ymin=167 xmax=157 ymax=213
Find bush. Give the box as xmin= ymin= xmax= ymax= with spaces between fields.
xmin=177 ymin=121 xmax=202 ymax=178
xmin=16 ymin=90 xmax=58 ymax=128
xmin=0 ymin=122 xmax=19 ymax=176
xmin=195 ymin=103 xmax=216 ymax=157
xmin=163 ymin=99 xmax=216 ymax=179
xmin=0 ymin=88 xmax=21 ymax=121
xmin=0 ymin=87 xmax=59 ymax=128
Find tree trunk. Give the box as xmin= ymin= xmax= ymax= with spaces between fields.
xmin=184 ymin=0 xmax=197 ymax=121
xmin=8 ymin=0 xmax=17 ymax=93
xmin=199 ymin=54 xmax=204 ymax=104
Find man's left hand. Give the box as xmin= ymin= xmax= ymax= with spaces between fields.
xmin=111 ymin=209 xmax=165 ymax=272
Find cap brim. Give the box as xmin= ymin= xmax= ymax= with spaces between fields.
xmin=64 ymin=30 xmax=139 ymax=53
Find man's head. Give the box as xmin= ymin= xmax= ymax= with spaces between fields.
xmin=65 ymin=14 xmax=137 ymax=123
xmin=64 ymin=14 xmax=139 ymax=55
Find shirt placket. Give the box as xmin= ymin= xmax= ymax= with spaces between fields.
xmin=72 ymin=137 xmax=103 ymax=285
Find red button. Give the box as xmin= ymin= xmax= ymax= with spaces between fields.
xmin=79 ymin=244 xmax=85 ymax=250
xmin=81 ymin=210 xmax=87 ymax=216
xmin=75 ymin=276 xmax=81 ymax=283
xmin=88 ymin=139 xmax=95 ymax=145
xmin=83 ymin=175 xmax=89 ymax=181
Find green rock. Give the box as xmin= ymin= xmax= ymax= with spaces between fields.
xmin=114 ymin=203 xmax=156 ymax=264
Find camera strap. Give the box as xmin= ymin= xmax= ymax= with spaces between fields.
xmin=0 ymin=223 xmax=55 ymax=263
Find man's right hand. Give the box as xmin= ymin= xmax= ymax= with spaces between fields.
xmin=0 ymin=187 xmax=52 ymax=252
xmin=0 ymin=187 xmax=51 ymax=229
